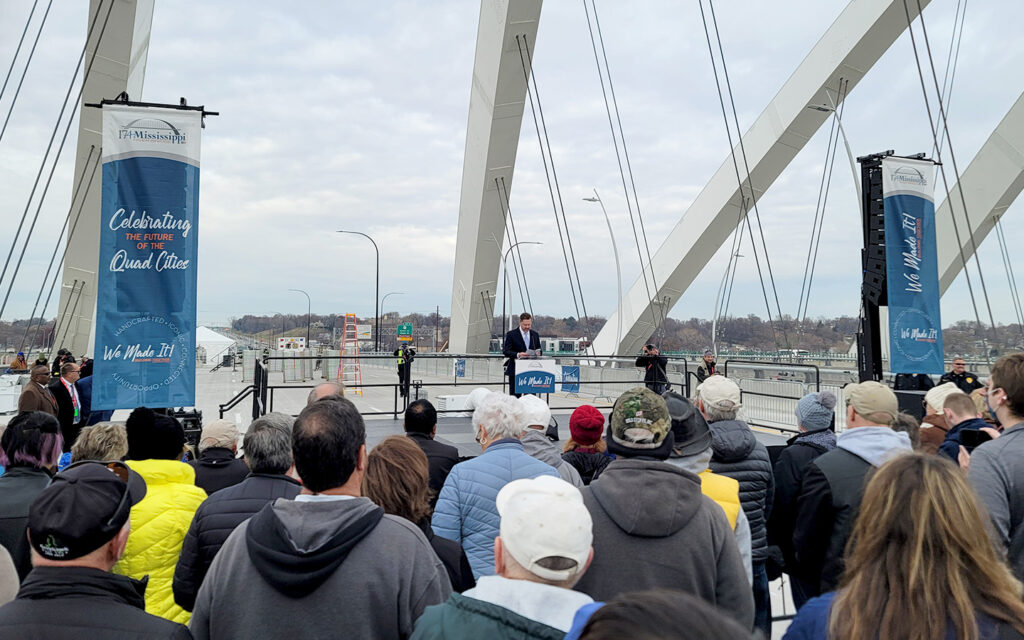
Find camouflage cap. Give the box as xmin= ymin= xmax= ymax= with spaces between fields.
xmin=609 ymin=387 xmax=672 ymax=450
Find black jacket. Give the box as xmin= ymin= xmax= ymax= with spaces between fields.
xmin=0 ymin=566 xmax=191 ymax=639
xmin=47 ymin=378 xmax=81 ymax=452
xmin=696 ymin=361 xmax=717 ymax=383
xmin=766 ymin=428 xmax=836 ymax=574
xmin=407 ymin=433 xmax=459 ymax=506
xmin=635 ymin=354 xmax=669 ymax=391
xmin=708 ymin=419 xmax=774 ymax=562
xmin=0 ymin=467 xmax=52 ymax=581
xmin=173 ymin=473 xmax=301 ymax=611
xmin=561 ymin=449 xmax=613 ymax=485
xmin=418 ymin=520 xmax=475 ymax=593
xmin=189 ymin=448 xmax=250 ymax=496
xmin=792 ymin=448 xmax=872 ymax=595
xmin=502 ymin=328 xmax=541 ymax=376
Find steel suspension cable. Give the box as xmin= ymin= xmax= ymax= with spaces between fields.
xmin=0 ymin=0 xmax=41 ymax=106
xmin=493 ymin=178 xmax=528 ymax=315
xmin=905 ymin=0 xmax=997 ymax=345
xmin=933 ymin=0 xmax=967 ymax=157
xmin=0 ymin=0 xmax=109 ymax=300
xmin=707 ymin=0 xmax=791 ymax=349
xmin=586 ymin=0 xmax=668 ymax=339
xmin=499 ymin=177 xmax=535 ymax=315
xmin=0 ymin=0 xmax=52 ymax=143
xmin=520 ymin=35 xmax=594 ymax=344
xmin=697 ymin=0 xmax=780 ymax=352
xmin=994 ymin=218 xmax=1024 ymax=341
xmin=802 ymin=79 xmax=850 ymax=324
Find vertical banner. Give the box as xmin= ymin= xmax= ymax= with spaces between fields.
xmin=882 ymin=157 xmax=943 ymax=374
xmin=92 ymin=105 xmax=202 ymax=409
xmin=560 ymin=365 xmax=580 ymax=393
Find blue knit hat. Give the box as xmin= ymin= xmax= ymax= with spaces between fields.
xmin=795 ymin=391 xmax=837 ymax=431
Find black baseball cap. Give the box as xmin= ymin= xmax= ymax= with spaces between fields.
xmin=28 ymin=461 xmax=147 ymax=561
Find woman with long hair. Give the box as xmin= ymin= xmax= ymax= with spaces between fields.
xmin=364 ymin=435 xmax=474 ymax=592
xmin=785 ymin=453 xmax=1024 ymax=640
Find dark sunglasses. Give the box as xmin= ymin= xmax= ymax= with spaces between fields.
xmin=63 ymin=460 xmax=132 ymax=527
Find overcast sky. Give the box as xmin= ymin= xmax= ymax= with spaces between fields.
xmin=1 ymin=0 xmax=1022 ymax=332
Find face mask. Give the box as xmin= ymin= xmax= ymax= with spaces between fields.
xmin=985 ymin=390 xmax=1001 ymax=424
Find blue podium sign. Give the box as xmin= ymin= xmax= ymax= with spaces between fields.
xmin=514 ymin=359 xmax=558 ymax=394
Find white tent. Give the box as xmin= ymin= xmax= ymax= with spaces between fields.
xmin=196 ymin=326 xmax=236 ymax=364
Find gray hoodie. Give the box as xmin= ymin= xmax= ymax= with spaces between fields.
xmin=574 ymin=458 xmax=754 ymax=628
xmin=520 ymin=430 xmax=584 ymax=488
xmin=190 ymin=497 xmax=451 ymax=640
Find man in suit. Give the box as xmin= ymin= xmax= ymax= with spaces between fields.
xmin=503 ymin=312 xmax=541 ymax=397
xmin=17 ymin=365 xmax=58 ymax=417
xmin=49 ymin=361 xmax=83 ymax=452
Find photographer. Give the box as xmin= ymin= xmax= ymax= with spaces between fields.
xmin=635 ymin=344 xmax=669 ymax=394
xmin=393 ymin=343 xmax=416 ymax=399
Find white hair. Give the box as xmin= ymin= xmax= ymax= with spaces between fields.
xmin=473 ymin=393 xmax=526 ymax=442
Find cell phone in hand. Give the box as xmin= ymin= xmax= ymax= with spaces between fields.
xmin=961 ymin=429 xmax=993 ymax=452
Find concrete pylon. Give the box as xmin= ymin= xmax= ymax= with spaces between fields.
xmin=590 ymin=0 xmax=931 ymax=357
xmin=53 ymin=0 xmax=154 ymax=357
xmin=448 ymin=0 xmax=543 ymax=354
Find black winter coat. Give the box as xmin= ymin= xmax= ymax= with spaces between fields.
xmin=766 ymin=428 xmax=836 ymax=574
xmin=407 ymin=432 xmax=459 ymax=506
xmin=417 ymin=520 xmax=475 ymax=593
xmin=0 ymin=466 xmax=52 ymax=581
xmin=0 ymin=566 xmax=191 ymax=639
xmin=173 ymin=473 xmax=301 ymax=611
xmin=189 ymin=447 xmax=251 ymax=495
xmin=561 ymin=449 xmax=613 ymax=485
xmin=708 ymin=419 xmax=774 ymax=562
xmin=792 ymin=448 xmax=872 ymax=595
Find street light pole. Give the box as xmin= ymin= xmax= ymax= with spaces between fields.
xmin=381 ymin=291 xmax=404 ymax=351
xmin=288 ymin=288 xmax=311 ymax=347
xmin=584 ymin=191 xmax=622 ymax=353
xmin=807 ymin=103 xmax=861 ymax=203
xmin=337 ymin=230 xmax=380 ymax=352
xmin=500 ymin=241 xmax=542 ymax=334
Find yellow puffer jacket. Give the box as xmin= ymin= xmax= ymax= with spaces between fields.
xmin=699 ymin=469 xmax=741 ymax=529
xmin=115 ymin=459 xmax=207 ymax=624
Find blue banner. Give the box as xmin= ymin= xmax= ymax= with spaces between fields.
xmin=882 ymin=158 xmax=943 ymax=374
xmin=92 ymin=105 xmax=203 ymax=409
xmin=561 ymin=365 xmax=580 ymax=393
xmin=455 ymin=359 xmax=466 ymax=378
xmin=514 ymin=359 xmax=558 ymax=394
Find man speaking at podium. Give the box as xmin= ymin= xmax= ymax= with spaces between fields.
xmin=503 ymin=312 xmax=541 ymax=397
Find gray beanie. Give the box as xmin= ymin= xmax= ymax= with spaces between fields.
xmin=795 ymin=390 xmax=837 ymax=432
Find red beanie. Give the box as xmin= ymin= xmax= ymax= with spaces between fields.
xmin=569 ymin=405 xmax=605 ymax=446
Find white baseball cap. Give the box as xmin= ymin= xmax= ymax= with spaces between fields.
xmin=518 ymin=395 xmax=551 ymax=429
xmin=496 ymin=476 xmax=593 ymax=582
xmin=697 ymin=375 xmax=742 ymax=411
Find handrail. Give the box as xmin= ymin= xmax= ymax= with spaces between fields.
xmin=218 ymin=384 xmax=254 ymax=418
xmin=723 ymin=358 xmax=821 ymax=391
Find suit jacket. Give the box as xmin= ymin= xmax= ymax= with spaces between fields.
xmin=502 ymin=328 xmax=541 ymax=376
xmin=17 ymin=382 xmax=58 ymax=417
xmin=48 ymin=378 xmax=82 ymax=452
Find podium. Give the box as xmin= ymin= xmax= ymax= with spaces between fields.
xmin=513 ymin=358 xmax=559 ymax=394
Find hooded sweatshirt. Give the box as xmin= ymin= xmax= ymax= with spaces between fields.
xmin=190 ymin=497 xmax=451 ymax=640
xmin=793 ymin=426 xmax=912 ymax=594
xmin=573 ymin=458 xmax=754 ymax=628
xmin=708 ymin=419 xmax=774 ymax=562
xmin=520 ymin=429 xmax=584 ymax=488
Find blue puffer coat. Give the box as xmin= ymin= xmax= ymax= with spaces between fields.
xmin=431 ymin=439 xmax=558 ymax=578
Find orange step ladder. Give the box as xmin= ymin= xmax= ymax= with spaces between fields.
xmin=335 ymin=313 xmax=362 ymax=396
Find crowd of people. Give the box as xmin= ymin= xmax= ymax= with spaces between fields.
xmin=1 ymin=352 xmax=1024 ymax=639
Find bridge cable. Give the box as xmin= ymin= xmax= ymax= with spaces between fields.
xmin=994 ymin=218 xmax=1024 ymax=342
xmin=904 ymin=0 xmax=998 ymax=351
xmin=582 ymin=0 xmax=668 ymax=344
xmin=800 ymin=79 xmax=850 ymax=324
xmin=0 ymin=0 xmax=40 ymax=107
xmin=19 ymin=146 xmax=97 ymax=354
xmin=520 ymin=35 xmax=595 ymax=348
xmin=499 ymin=176 xmax=535 ymax=315
xmin=0 ymin=0 xmax=52 ymax=143
xmin=0 ymin=0 xmax=111 ymax=309
xmin=493 ymin=178 xmax=529 ymax=317
xmin=698 ymin=0 xmax=780 ymax=352
xmin=707 ymin=0 xmax=791 ymax=350
xmin=515 ymin=35 xmax=595 ymax=350
xmin=933 ymin=0 xmax=967 ymax=157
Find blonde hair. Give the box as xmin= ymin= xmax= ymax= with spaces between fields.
xmin=70 ymin=422 xmax=129 ymax=463
xmin=829 ymin=453 xmax=1024 ymax=640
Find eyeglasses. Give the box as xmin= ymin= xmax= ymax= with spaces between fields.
xmin=63 ymin=460 xmax=132 ymax=527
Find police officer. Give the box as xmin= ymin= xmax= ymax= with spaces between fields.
xmin=939 ymin=357 xmax=984 ymax=395
xmin=394 ymin=343 xmax=416 ymax=398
